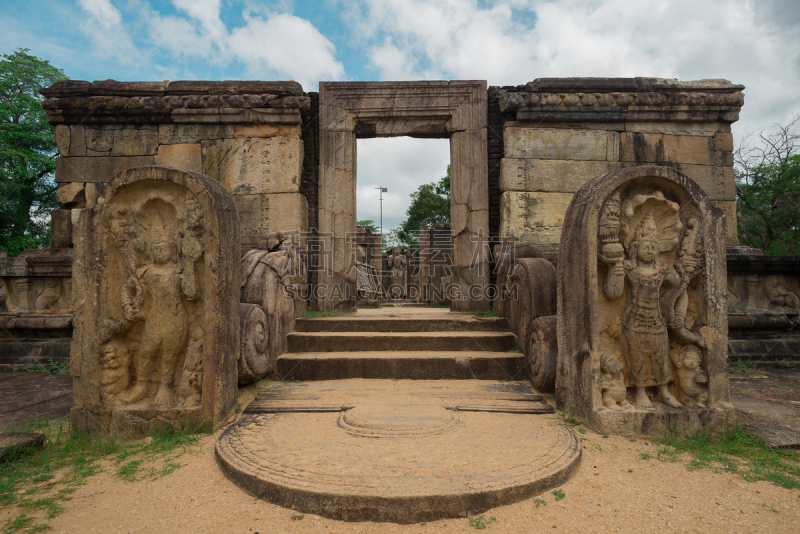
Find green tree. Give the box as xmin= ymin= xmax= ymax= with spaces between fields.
xmin=735 ymin=117 xmax=800 ymax=255
xmin=357 ymin=219 xmax=380 ymax=233
xmin=0 ymin=48 xmax=67 ymax=256
xmin=395 ymin=165 xmax=450 ymax=250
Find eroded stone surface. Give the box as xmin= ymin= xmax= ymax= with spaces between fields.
xmin=556 ymin=165 xmax=733 ymax=436
xmin=71 ymin=166 xmax=239 ymax=435
xmin=216 ymin=379 xmax=580 ymax=523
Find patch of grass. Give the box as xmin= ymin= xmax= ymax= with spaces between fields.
xmin=775 ymin=359 xmax=798 ymax=369
xmin=659 ymin=422 xmax=800 ymax=491
xmin=552 ymin=488 xmax=566 ymax=501
xmin=602 ymin=434 xmax=609 ymax=439
xmin=481 ymin=309 xmax=498 ymax=318
xmin=533 ymin=497 xmax=547 ymax=507
xmin=22 ymin=358 xmax=70 ymax=374
xmin=757 ymin=502 xmax=779 ymax=514
xmin=300 ymin=307 xmax=342 ymax=318
xmin=0 ymin=417 xmax=203 ymax=533
xmin=656 ymin=445 xmax=679 ymax=463
xmin=468 ymin=514 xmax=496 ymax=529
xmin=556 ymin=402 xmax=583 ymax=429
xmin=290 ymin=513 xmax=305 ymax=520
xmin=504 ymin=347 xmax=521 ymax=353
xmin=640 ymin=451 xmax=653 ymax=460
xmin=428 ymin=303 xmax=450 ymax=309
xmin=777 ymin=386 xmax=794 ymax=391
xmin=592 ymin=443 xmax=603 ymax=452
xmin=732 ymin=359 xmax=759 ymax=377
xmin=281 ymin=377 xmax=303 ymax=384
xmin=577 ymin=427 xmax=586 ymax=434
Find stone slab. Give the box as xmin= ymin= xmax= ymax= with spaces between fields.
xmin=55 ymin=125 xmax=70 ymax=156
xmin=56 ymin=182 xmax=85 ymax=206
xmin=499 ymin=159 xmax=622 ymax=193
xmin=110 ymin=127 xmax=159 ymax=156
xmin=499 ymin=191 xmax=574 ymax=245
xmin=215 ymin=379 xmax=580 ymax=523
xmin=0 ymin=373 xmax=72 ymax=431
xmin=154 ymin=143 xmax=202 ymax=173
xmin=233 ymin=124 xmax=301 ymax=138
xmin=286 ymin=331 xmax=516 ymax=353
xmin=201 ymin=137 xmax=303 ymax=195
xmin=55 ymin=156 xmax=155 ymax=183
xmin=504 ymin=127 xmax=616 ymax=161
xmin=276 ymin=351 xmax=524 ymax=380
xmin=620 ymin=132 xmax=713 ymax=165
xmin=233 ymin=193 xmax=308 ymax=246
xmin=159 ymin=124 xmax=234 ymax=144
xmin=712 ymin=200 xmax=738 ymax=247
xmin=70 ymin=166 xmax=240 ymax=435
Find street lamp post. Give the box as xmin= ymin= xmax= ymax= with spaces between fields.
xmin=376 ymin=186 xmax=387 ymax=244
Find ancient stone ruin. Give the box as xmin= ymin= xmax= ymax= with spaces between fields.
xmin=3 ymin=74 xmax=800 ymax=521
xmin=70 ymin=166 xmax=239 ymax=434
xmin=556 ymin=166 xmax=733 ymax=435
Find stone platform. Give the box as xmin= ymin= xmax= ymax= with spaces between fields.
xmin=216 ymin=379 xmax=581 ymax=523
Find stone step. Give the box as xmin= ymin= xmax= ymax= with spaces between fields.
xmin=295 ymin=315 xmax=509 ymax=333
xmin=382 ymin=302 xmax=427 ymax=308
xmin=276 ymin=351 xmax=525 ymax=380
xmin=286 ymin=331 xmax=517 ymax=353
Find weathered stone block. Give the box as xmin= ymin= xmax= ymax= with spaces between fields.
xmin=234 ymin=193 xmax=308 ymax=246
xmin=714 ymin=132 xmax=734 ymax=152
xmin=111 ymin=128 xmax=158 ymax=156
xmin=55 ymin=125 xmax=70 ymax=156
xmin=159 ymin=124 xmax=234 ymax=144
xmin=154 ymin=144 xmax=202 ymax=173
xmin=69 ymin=125 xmax=86 ymax=156
xmin=201 ymin=137 xmax=303 ymax=195
xmin=50 ymin=209 xmax=72 ymax=248
xmin=556 ymin=165 xmax=733 ymax=436
xmin=55 ymin=156 xmax=155 ymax=183
xmin=233 ymin=124 xmax=301 ymax=138
xmin=499 ymin=159 xmax=622 ymax=192
xmin=71 ymin=166 xmax=239 ymax=435
xmin=619 ymin=132 xmax=713 ymax=165
xmin=499 ymin=192 xmax=573 ymax=246
xmin=505 ymin=128 xmax=615 ymax=161
xmin=85 ymin=127 xmax=114 ymax=153
xmin=57 ymin=182 xmax=85 ymax=206
xmin=712 ymin=200 xmax=738 ymax=247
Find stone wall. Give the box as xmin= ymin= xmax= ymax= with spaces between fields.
xmin=42 ymin=80 xmax=311 ymax=248
xmin=494 ymin=78 xmax=743 ymax=252
xmin=727 ymin=248 xmax=800 ymax=363
xmin=0 ymin=249 xmax=73 ymax=371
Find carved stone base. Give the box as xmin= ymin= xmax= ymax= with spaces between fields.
xmin=590 ymin=404 xmax=735 ymax=436
xmin=70 ymin=404 xmax=217 ymax=437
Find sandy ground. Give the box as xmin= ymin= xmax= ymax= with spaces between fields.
xmin=7 ymin=415 xmax=794 ymax=534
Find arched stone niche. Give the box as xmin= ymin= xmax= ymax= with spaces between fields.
xmin=556 ymin=165 xmax=733 ymax=436
xmin=71 ymin=166 xmax=240 ymax=435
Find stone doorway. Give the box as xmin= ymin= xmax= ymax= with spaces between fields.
xmin=318 ymin=81 xmax=489 ymax=311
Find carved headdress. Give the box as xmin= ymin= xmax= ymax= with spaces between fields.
xmin=151 ymin=212 xmax=168 ymax=246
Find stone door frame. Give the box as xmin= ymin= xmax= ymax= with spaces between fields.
xmin=318 ymin=81 xmax=489 ymax=311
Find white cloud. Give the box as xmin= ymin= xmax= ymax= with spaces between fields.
xmin=228 ymin=12 xmax=344 ymax=89
xmin=77 ymin=0 xmax=140 ymax=65
xmin=348 ymin=0 xmax=800 ymax=146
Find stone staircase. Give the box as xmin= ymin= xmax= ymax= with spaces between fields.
xmin=277 ymin=307 xmax=524 ymax=381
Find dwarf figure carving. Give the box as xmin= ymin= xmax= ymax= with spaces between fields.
xmin=670 ymin=345 xmax=709 ymax=407
xmin=600 ymin=352 xmax=630 ymax=410
xmin=100 ymin=345 xmax=132 ymax=403
xmin=764 ymin=276 xmax=800 ymax=314
xmin=34 ymin=279 xmax=61 ymax=313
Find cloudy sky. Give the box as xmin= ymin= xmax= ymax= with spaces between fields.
xmin=5 ymin=0 xmax=799 ymax=231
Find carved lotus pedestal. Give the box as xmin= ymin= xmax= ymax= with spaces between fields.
xmin=557 ymin=166 xmax=734 ymax=436
xmin=70 ymin=167 xmax=240 ymax=435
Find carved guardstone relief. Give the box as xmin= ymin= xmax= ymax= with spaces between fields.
xmin=557 ymin=166 xmax=733 ymax=436
xmin=387 ymin=247 xmax=408 ymax=299
xmin=71 ymin=166 xmax=240 ymax=435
